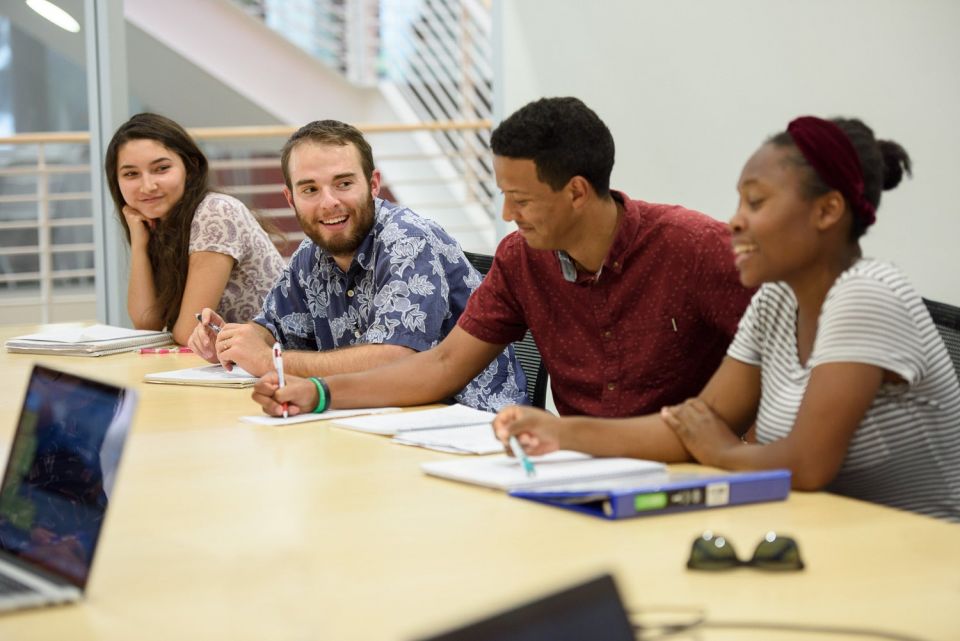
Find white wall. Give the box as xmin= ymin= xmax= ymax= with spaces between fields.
xmin=494 ymin=0 xmax=960 ymax=304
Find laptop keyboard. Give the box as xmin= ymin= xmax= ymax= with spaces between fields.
xmin=0 ymin=572 xmax=36 ymax=595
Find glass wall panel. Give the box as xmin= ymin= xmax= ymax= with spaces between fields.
xmin=0 ymin=0 xmax=93 ymax=324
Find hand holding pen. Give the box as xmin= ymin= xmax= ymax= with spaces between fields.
xmin=251 ymin=373 xmax=315 ymax=417
xmin=508 ymin=435 xmax=537 ymax=478
xmin=188 ymin=309 xmax=224 ymax=364
xmin=194 ymin=311 xmax=222 ymax=334
xmin=492 ymin=405 xmax=563 ymax=461
xmin=272 ymin=342 xmax=288 ymax=418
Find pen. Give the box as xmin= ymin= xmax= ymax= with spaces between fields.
xmin=508 ymin=435 xmax=536 ymax=478
xmin=139 ymin=347 xmax=194 ymax=354
xmin=272 ymin=341 xmax=288 ymax=419
xmin=194 ymin=312 xmax=222 ymax=334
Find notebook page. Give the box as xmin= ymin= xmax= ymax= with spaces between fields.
xmin=144 ymin=364 xmax=257 ymax=386
xmin=12 ymin=324 xmax=167 ymax=344
xmin=392 ymin=423 xmax=503 ymax=454
xmin=421 ymin=451 xmax=666 ymax=490
xmin=333 ymin=404 xmax=496 ymax=436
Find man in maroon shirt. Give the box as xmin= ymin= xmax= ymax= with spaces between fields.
xmin=252 ymin=98 xmax=753 ymax=433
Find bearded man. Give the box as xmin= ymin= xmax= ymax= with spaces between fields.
xmin=188 ymin=120 xmax=526 ymax=412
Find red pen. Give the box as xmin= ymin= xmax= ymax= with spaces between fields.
xmin=140 ymin=347 xmax=194 ymax=354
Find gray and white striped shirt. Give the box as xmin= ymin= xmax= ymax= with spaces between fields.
xmin=728 ymin=258 xmax=960 ymax=522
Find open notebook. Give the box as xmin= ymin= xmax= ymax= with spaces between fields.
xmin=332 ymin=404 xmax=496 ymax=435
xmin=392 ymin=425 xmax=503 ymax=455
xmin=334 ymin=404 xmax=502 ymax=454
xmin=144 ymin=364 xmax=258 ymax=388
xmin=421 ymin=451 xmax=666 ymax=491
xmin=5 ymin=324 xmax=171 ymax=357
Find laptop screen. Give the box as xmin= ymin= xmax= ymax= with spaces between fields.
xmin=0 ymin=365 xmax=137 ymax=589
xmin=417 ymin=574 xmax=636 ymax=641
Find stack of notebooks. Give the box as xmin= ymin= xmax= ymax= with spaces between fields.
xmin=422 ymin=452 xmax=792 ymax=519
xmin=5 ymin=324 xmax=172 ymax=357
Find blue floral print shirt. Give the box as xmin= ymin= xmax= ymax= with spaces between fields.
xmin=254 ymin=198 xmax=527 ymax=411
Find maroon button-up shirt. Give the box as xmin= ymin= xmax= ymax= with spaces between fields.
xmin=458 ymin=192 xmax=753 ymax=417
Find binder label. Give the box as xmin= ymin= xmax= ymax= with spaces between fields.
xmin=705 ymin=482 xmax=731 ymax=506
xmin=633 ymin=492 xmax=669 ymax=511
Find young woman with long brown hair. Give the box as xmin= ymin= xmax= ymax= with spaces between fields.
xmin=105 ymin=113 xmax=285 ymax=345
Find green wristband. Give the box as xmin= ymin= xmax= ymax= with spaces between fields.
xmin=309 ymin=377 xmax=328 ymax=413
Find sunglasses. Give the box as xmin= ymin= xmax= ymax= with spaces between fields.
xmin=687 ymin=531 xmax=805 ymax=571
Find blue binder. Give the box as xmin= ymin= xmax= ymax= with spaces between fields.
xmin=509 ymin=469 xmax=791 ymax=519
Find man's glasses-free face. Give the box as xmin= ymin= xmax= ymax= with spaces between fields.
xmin=687 ymin=531 xmax=805 ymax=571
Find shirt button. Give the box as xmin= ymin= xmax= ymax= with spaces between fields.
xmin=603 ymin=331 xmax=612 ymax=338
xmin=347 ymin=289 xmax=355 ymax=297
xmin=354 ymin=330 xmax=361 ymax=338
xmin=613 ymin=261 xmax=620 ymax=268
xmin=607 ymin=383 xmax=616 ymax=391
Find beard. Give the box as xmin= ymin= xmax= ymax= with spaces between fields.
xmin=296 ymin=193 xmax=376 ymax=259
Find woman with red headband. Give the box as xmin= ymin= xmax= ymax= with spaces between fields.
xmin=493 ymin=116 xmax=960 ymax=521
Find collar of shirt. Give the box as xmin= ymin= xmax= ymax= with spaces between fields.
xmin=603 ymin=190 xmax=634 ymax=276
xmin=560 ymin=190 xmax=634 ymax=285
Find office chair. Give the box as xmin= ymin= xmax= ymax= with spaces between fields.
xmin=923 ymin=298 xmax=960 ymax=382
xmin=463 ymin=250 xmax=549 ymax=408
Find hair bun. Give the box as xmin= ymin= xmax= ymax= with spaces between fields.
xmin=878 ymin=139 xmax=912 ymax=190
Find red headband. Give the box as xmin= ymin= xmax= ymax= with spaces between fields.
xmin=786 ymin=116 xmax=876 ymax=228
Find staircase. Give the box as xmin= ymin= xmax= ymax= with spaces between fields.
xmin=126 ymin=0 xmax=497 ymax=252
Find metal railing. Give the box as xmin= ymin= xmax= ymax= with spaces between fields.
xmin=382 ymin=0 xmax=494 ymax=206
xmin=0 ymin=120 xmax=493 ymax=324
xmin=234 ymin=0 xmax=494 ymax=206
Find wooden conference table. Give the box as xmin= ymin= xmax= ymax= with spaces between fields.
xmin=0 ymin=324 xmax=956 ymax=641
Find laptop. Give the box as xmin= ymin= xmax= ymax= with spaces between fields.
xmin=0 ymin=364 xmax=137 ymax=612
xmin=416 ymin=574 xmax=636 ymax=641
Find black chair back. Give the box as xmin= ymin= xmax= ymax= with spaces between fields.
xmin=924 ymin=298 xmax=960 ymax=382
xmin=464 ymin=251 xmax=549 ymax=408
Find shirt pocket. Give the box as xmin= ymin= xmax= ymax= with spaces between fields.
xmin=618 ymin=315 xmax=686 ymax=391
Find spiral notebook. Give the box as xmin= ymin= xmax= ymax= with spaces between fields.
xmin=5 ymin=324 xmax=172 ymax=357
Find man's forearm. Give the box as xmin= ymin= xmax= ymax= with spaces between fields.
xmin=323 ymin=348 xmax=476 ymax=409
xmin=283 ymin=343 xmax=416 ymax=378
xmin=319 ymin=327 xmax=506 ymax=410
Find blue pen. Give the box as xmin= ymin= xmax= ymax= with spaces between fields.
xmin=509 ymin=435 xmax=537 ymax=478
